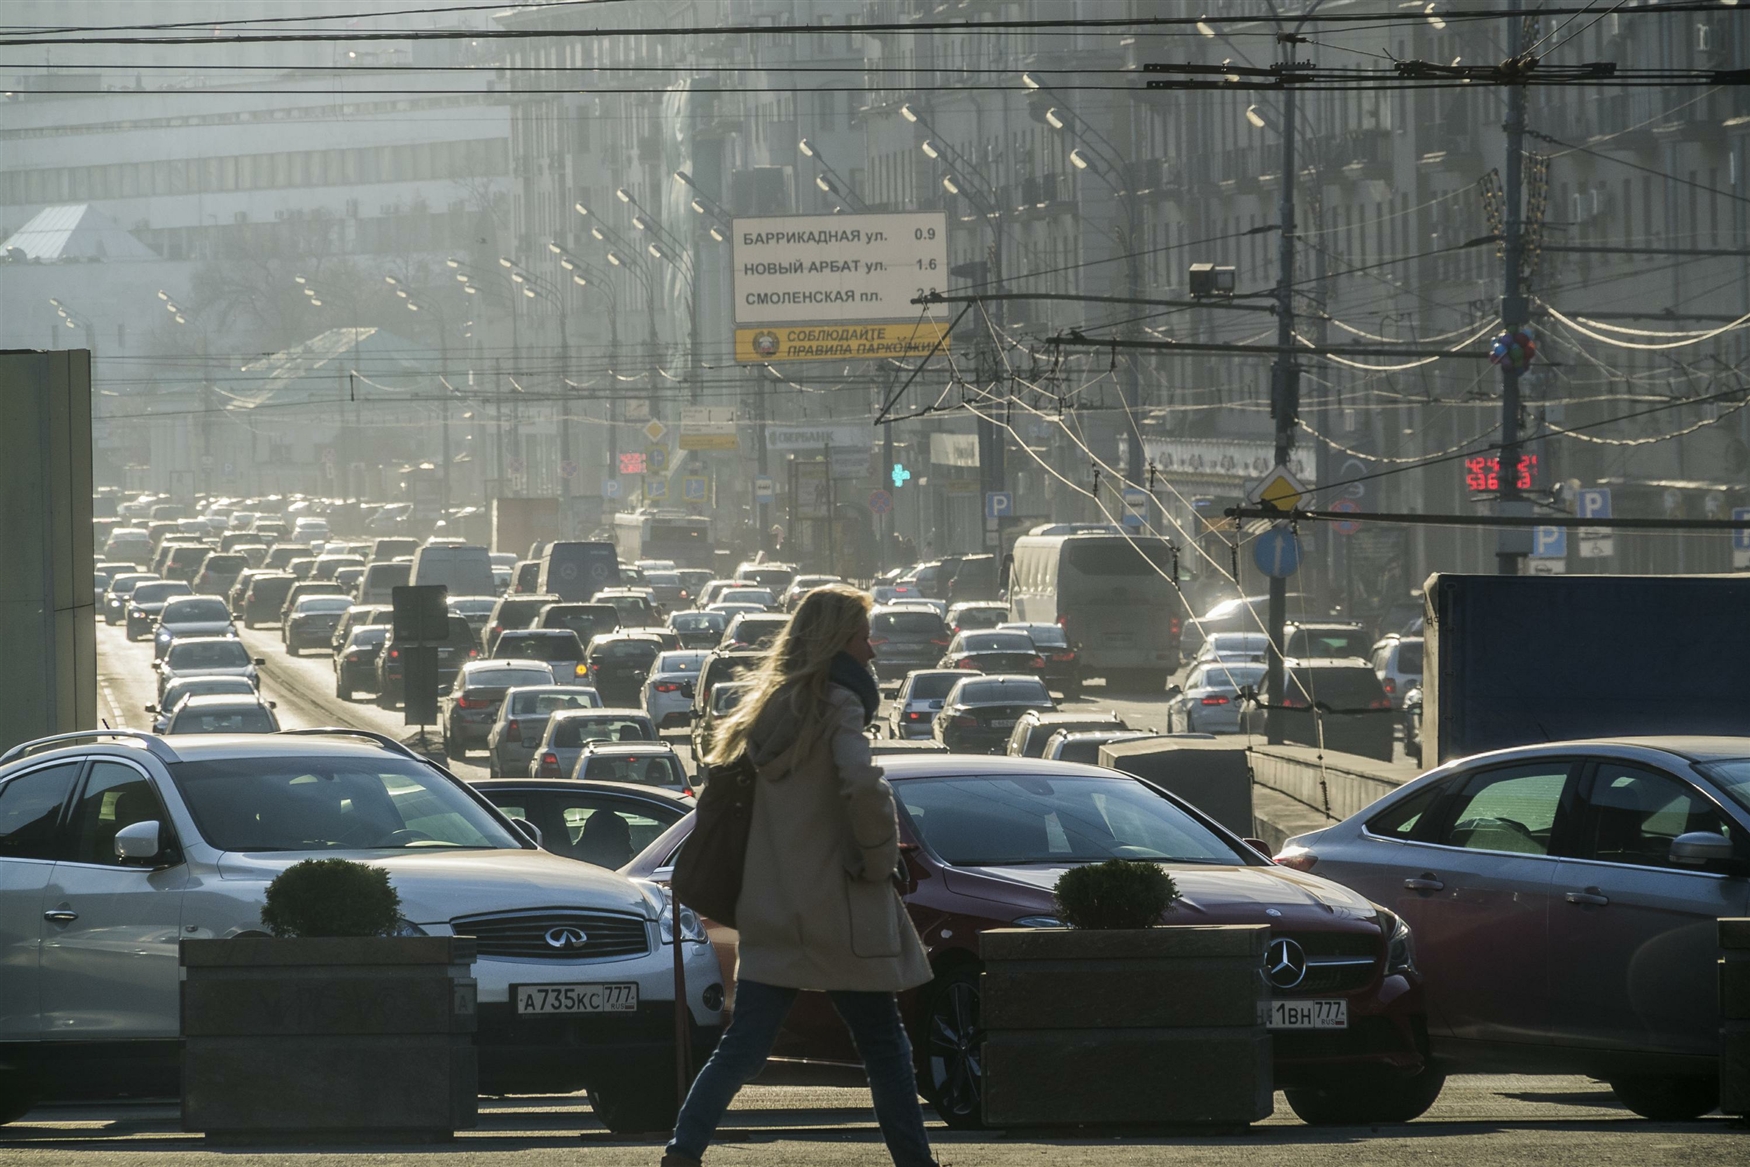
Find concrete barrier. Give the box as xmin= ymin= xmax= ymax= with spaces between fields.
xmin=1244 ymin=739 xmax=1420 ymax=825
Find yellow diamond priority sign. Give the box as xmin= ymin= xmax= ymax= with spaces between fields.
xmin=1253 ymin=466 xmax=1307 ymax=513
xmin=643 ymin=420 xmax=667 ymax=443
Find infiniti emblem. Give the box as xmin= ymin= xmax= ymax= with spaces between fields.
xmin=544 ymin=926 xmax=589 ymax=950
xmin=1265 ymin=937 xmax=1308 ymax=989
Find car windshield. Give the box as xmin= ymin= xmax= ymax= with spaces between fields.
xmin=1003 ymin=624 xmax=1066 ymax=648
xmin=1397 ymin=642 xmax=1425 ymax=672
xmin=468 ymin=667 xmax=554 ymax=691
xmin=134 ymin=582 xmax=192 ymax=604
xmin=163 ymin=599 xmax=230 ymax=623
xmin=1696 ymin=760 xmax=1750 ymax=817
xmin=299 ymin=597 xmax=353 ymax=614
xmin=163 ymin=677 xmax=255 ymax=705
xmin=553 ymin=716 xmax=653 ymax=747
xmin=167 ymin=640 xmax=251 ymax=668
xmin=602 ymin=595 xmax=655 ymax=622
xmin=497 ymin=634 xmax=583 ymax=661
xmin=961 ymin=632 xmax=1034 ymax=653
xmin=671 ymin=613 xmax=725 ymax=632
xmin=171 ymin=705 xmax=276 ymax=734
xmin=720 ymin=588 xmax=773 ymax=606
xmin=898 ymin=774 xmax=1242 ymax=866
xmin=654 ymin=652 xmax=706 ymax=674
xmin=958 ymin=679 xmax=1050 ymax=705
xmin=168 ymin=754 xmax=521 ymax=851
xmin=594 ymin=639 xmax=660 ymax=662
xmin=906 ymin=673 xmax=969 ymax=701
xmin=346 ymin=628 xmax=388 ymax=646
xmin=1287 ymin=627 xmax=1371 ymax=659
xmin=450 ymin=598 xmax=496 ymax=616
xmin=510 ymin=688 xmax=601 ymax=714
xmin=581 ymin=753 xmax=686 ymax=786
xmin=874 ymin=611 xmax=946 ymax=636
xmin=1192 ymin=664 xmax=1266 ymax=691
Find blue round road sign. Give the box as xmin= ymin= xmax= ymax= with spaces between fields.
xmin=1253 ymin=526 xmax=1302 ymax=579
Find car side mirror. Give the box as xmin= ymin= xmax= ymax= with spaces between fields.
xmin=1242 ymin=838 xmax=1275 ymax=860
xmin=1669 ymin=831 xmax=1735 ymax=868
xmin=510 ymin=817 xmax=544 ymax=848
xmin=267 ymin=701 xmax=278 ymax=709
xmin=114 ymin=820 xmax=165 ymax=865
xmin=1164 ymin=684 xmax=1182 ymax=699
xmin=253 ymin=658 xmax=266 ymax=666
xmin=143 ymin=704 xmax=157 ymax=713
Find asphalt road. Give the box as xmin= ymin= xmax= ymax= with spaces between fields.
xmin=2 ymin=1076 xmax=1738 ymax=1164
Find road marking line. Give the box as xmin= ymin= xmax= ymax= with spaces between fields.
xmin=99 ymin=680 xmax=129 ymax=729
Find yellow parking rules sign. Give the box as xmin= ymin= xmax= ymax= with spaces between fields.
xmin=735 ymin=320 xmax=951 ymax=364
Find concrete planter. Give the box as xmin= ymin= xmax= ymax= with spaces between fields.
xmin=980 ymin=925 xmax=1272 ymax=1128
xmin=181 ymin=936 xmax=478 ymax=1142
xmin=1722 ymin=919 xmax=1750 ymax=1117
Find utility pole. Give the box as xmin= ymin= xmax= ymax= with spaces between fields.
xmin=1496 ymin=1 xmax=1530 ymax=576
xmin=1265 ymin=38 xmax=1303 ymax=744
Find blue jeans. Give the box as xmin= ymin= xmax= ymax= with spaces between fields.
xmin=667 ymin=979 xmax=936 ymax=1166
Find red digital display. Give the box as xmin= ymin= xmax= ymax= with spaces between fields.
xmin=1464 ymin=454 xmax=1537 ymax=493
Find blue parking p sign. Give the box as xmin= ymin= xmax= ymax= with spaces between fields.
xmin=1532 ymin=525 xmax=1567 ymax=558
xmin=985 ymin=491 xmax=1013 ymax=519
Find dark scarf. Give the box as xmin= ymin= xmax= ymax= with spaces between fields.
xmin=829 ymin=651 xmax=881 ymax=726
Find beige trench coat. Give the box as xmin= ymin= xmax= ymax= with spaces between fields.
xmin=733 ymin=683 xmax=932 ymax=992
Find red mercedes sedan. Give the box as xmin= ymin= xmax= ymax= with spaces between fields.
xmin=624 ymin=755 xmax=1435 ymax=1127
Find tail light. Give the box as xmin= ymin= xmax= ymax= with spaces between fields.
xmin=1382 ymin=677 xmax=1396 ymax=695
xmin=1056 ymin=613 xmax=1069 ymax=631
xmin=1050 ymin=651 xmax=1075 ymax=662
xmin=1200 ymin=694 xmax=1231 ymax=706
xmin=458 ymin=695 xmax=484 ymax=709
xmin=347 ymin=651 xmax=363 ymax=662
xmin=468 ymin=648 xmax=479 ymax=658
xmin=1169 ymin=615 xmax=1182 ymax=638
xmin=1281 ymin=695 xmax=1305 ymax=708
xmin=1370 ymin=698 xmax=1393 ymax=710
xmin=505 ymin=719 xmax=521 ymax=740
xmin=953 ymin=714 xmax=977 ymax=727
xmin=654 ymin=681 xmax=682 ymax=693
xmin=388 ymin=648 xmax=400 ymax=659
xmin=1273 ymin=846 xmax=1318 ymax=872
xmin=1028 ymin=656 xmax=1045 ymax=669
xmin=930 ymin=637 xmax=950 ymax=646
xmin=905 ymin=711 xmax=925 ymax=721
xmin=956 ymin=657 xmax=975 ymax=668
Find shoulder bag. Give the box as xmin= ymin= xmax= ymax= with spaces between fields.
xmin=670 ymin=751 xmax=759 ymax=928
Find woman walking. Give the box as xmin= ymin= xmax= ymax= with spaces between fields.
xmin=662 ymin=585 xmax=937 ymax=1167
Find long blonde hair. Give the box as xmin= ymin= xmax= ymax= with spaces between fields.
xmin=706 ymin=584 xmax=872 ymax=766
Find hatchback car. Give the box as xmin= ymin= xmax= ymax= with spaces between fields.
xmin=1277 ymin=736 xmax=1750 ymax=1121
xmin=493 ymin=628 xmax=590 ymax=684
xmin=934 ymin=675 xmax=1055 ymax=754
xmin=440 ymin=660 xmax=559 ymax=757
xmin=868 ymin=605 xmax=952 ymax=682
xmin=153 ymin=636 xmax=262 ymax=699
xmin=584 ymin=633 xmax=666 ymax=707
xmin=667 ymin=610 xmax=727 ymax=650
xmin=486 ymin=685 xmax=604 ymax=778
xmin=333 ymin=626 xmax=389 ymax=700
xmin=164 ymin=694 xmax=280 ymax=735
xmin=532 ymin=709 xmax=660 ymax=778
xmin=237 ymin=573 xmax=298 ymax=627
xmin=1041 ymin=729 xmax=1164 ymax=764
xmin=1370 ymin=634 xmax=1424 ymax=710
xmin=887 ymin=670 xmax=978 ymax=740
xmin=282 ymin=595 xmax=353 ymax=655
xmin=645 ymin=650 xmax=709 ymax=729
xmin=1167 ymin=661 xmax=1267 ymax=735
xmin=145 ymin=675 xmax=259 ymax=733
xmin=1004 ymin=709 xmax=1129 ymax=758
xmin=0 ymin=726 xmax=725 ymax=1129
xmin=1239 ymin=659 xmax=1396 ymax=761
xmin=625 ymin=756 xmax=1433 ymax=1129
xmin=572 ymin=741 xmax=689 ymax=791
xmin=125 ymin=580 xmax=195 ymax=640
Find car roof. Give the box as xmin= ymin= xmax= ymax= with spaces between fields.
xmin=578 ymin=740 xmax=680 ymax=755
xmin=879 ymin=755 xmax=1124 ymax=782
xmin=1022 ymin=709 xmax=1123 ymax=725
xmin=592 ymin=631 xmax=663 ymax=643
xmin=178 ymin=693 xmax=270 ymax=709
xmin=1286 ymin=621 xmax=1363 ymax=631
xmin=465 ymin=658 xmax=551 ymax=673
xmin=500 ymin=628 xmax=578 ymax=637
xmin=1283 ymin=656 xmax=1373 ymax=669
xmin=551 ymin=707 xmax=651 ymax=720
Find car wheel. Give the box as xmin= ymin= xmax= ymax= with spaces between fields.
xmin=1608 ymin=1074 xmax=1719 ymax=1121
xmin=587 ymin=1073 xmax=677 ymax=1134
xmin=335 ymin=673 xmax=351 ymax=701
xmin=286 ymin=641 xmax=300 ymax=657
xmin=918 ymin=963 xmax=986 ymax=1130
xmin=1283 ymin=1065 xmax=1446 ymax=1125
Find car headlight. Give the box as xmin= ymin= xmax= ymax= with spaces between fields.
xmin=632 ymin=878 xmax=708 ymax=944
xmin=1383 ymin=911 xmax=1415 ymax=976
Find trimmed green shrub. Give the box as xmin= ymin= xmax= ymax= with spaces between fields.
xmin=260 ymin=859 xmax=402 ymax=938
xmin=1053 ymin=859 xmax=1179 ymax=930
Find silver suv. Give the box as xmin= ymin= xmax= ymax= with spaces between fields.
xmin=0 ymin=729 xmax=720 ymax=1131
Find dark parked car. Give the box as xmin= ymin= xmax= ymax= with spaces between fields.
xmin=282 ymin=595 xmax=352 ymax=655
xmin=483 ymin=593 xmax=561 ymax=654
xmin=376 ymin=614 xmax=480 ymax=708
xmin=238 ymin=572 xmax=297 ymax=627
xmin=583 ymin=632 xmax=665 ymax=707
xmin=125 ymin=580 xmax=194 ymax=640
xmin=626 ymin=757 xmax=1434 ymax=1128
xmin=441 ymin=660 xmax=558 ymax=757
xmin=997 ymin=621 xmax=1081 ymax=698
xmin=1277 ymin=737 xmax=1750 ymax=1121
xmin=492 ymin=628 xmax=590 ymax=685
xmin=333 ymin=625 xmax=388 ymax=700
xmin=1239 ymin=659 xmax=1395 ymax=761
xmin=934 ymin=675 xmax=1055 ymax=754
xmin=868 ymin=605 xmax=951 ymax=682
xmin=937 ymin=630 xmax=1045 ymax=677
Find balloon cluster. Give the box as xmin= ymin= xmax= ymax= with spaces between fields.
xmin=1488 ymin=327 xmax=1538 ymax=372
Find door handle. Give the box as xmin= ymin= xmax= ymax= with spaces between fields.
xmin=1403 ymin=875 xmax=1444 ymax=892
xmin=1565 ymin=889 xmax=1610 ymax=907
xmin=43 ymin=909 xmax=78 ymax=923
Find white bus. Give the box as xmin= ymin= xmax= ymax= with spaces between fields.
xmin=1008 ymin=526 xmax=1185 ymax=689
xmin=611 ymin=509 xmax=714 ymax=569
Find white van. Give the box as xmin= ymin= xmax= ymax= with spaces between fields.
xmin=409 ymin=543 xmax=495 ymax=600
